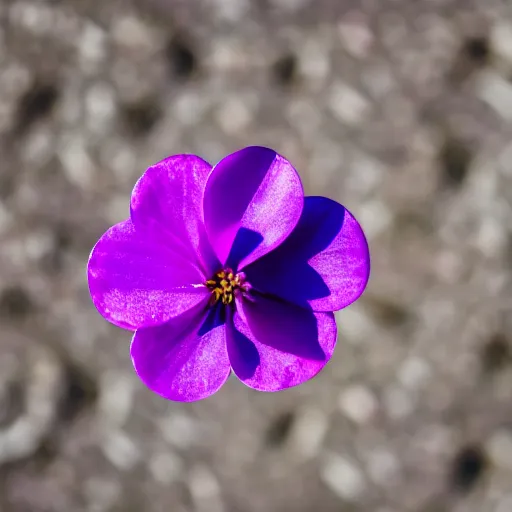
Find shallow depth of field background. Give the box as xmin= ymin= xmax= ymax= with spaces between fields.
xmin=0 ymin=0 xmax=511 ymax=511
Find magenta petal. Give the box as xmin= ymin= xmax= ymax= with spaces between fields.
xmin=227 ymin=295 xmax=337 ymax=391
xmin=130 ymin=154 xmax=219 ymax=276
xmin=131 ymin=305 xmax=231 ymax=402
xmin=244 ymin=196 xmax=370 ymax=312
xmin=203 ymin=146 xmax=304 ymax=269
xmin=88 ymin=219 xmax=209 ymax=330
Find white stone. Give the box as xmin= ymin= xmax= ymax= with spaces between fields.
xmin=495 ymin=496 xmax=512 ymax=512
xmin=98 ymin=371 xmax=134 ymax=427
xmin=329 ymin=82 xmax=370 ymax=126
xmin=476 ymin=71 xmax=512 ymax=121
xmin=9 ymin=2 xmax=54 ymax=35
xmin=0 ymin=417 xmax=40 ymax=462
xmin=57 ymin=88 xmax=83 ymax=126
xmin=487 ymin=430 xmax=512 ymax=471
xmin=58 ymin=135 xmax=95 ymax=189
xmin=398 ymin=357 xmax=432 ymax=390
xmin=210 ymin=0 xmax=249 ymax=22
xmin=0 ymin=202 xmax=13 ymax=234
xmin=215 ymin=97 xmax=253 ymax=135
xmin=308 ymin=139 xmax=344 ymax=191
xmin=85 ymin=83 xmax=116 ymax=133
xmin=1 ymin=62 xmax=31 ymax=96
xmin=338 ymin=14 xmax=374 ymax=58
xmin=112 ymin=16 xmax=158 ymax=50
xmin=347 ymin=154 xmax=385 ymax=196
xmin=172 ymin=92 xmax=209 ymax=126
xmin=210 ymin=39 xmax=245 ymax=70
xmin=149 ymin=451 xmax=183 ymax=485
xmin=105 ymin=195 xmax=129 ymax=225
xmin=491 ymin=22 xmax=512 ymax=66
xmin=335 ymin=305 xmax=374 ymax=345
xmin=84 ymin=478 xmax=120 ymax=512
xmin=22 ymin=128 xmax=53 ymax=166
xmin=101 ymin=431 xmax=140 ymax=471
xmin=299 ymin=38 xmax=330 ymax=83
xmin=412 ymin=424 xmax=456 ymax=456
xmin=188 ymin=465 xmax=224 ymax=512
xmin=289 ymin=407 xmax=328 ymax=459
xmin=189 ymin=465 xmax=221 ymax=499
xmin=366 ymin=449 xmax=400 ymax=486
xmin=361 ymin=64 xmax=394 ymax=99
xmin=383 ymin=386 xmax=414 ymax=419
xmin=78 ymin=22 xmax=106 ymax=68
xmin=338 ymin=385 xmax=378 ymax=424
xmin=23 ymin=231 xmax=53 ymax=261
xmin=498 ymin=143 xmax=512 ymax=177
xmin=475 ymin=216 xmax=506 ymax=257
xmin=0 ymin=28 xmax=5 ymax=60
xmin=286 ymin=100 xmax=322 ymax=138
xmin=159 ymin=413 xmax=200 ymax=448
xmin=269 ymin=0 xmax=310 ymax=11
xmin=321 ymin=453 xmax=366 ymax=501
xmin=435 ymin=251 xmax=464 ymax=283
xmin=356 ymin=200 xmax=393 ymax=240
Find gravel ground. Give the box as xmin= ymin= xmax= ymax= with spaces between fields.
xmin=0 ymin=0 xmax=512 ymax=511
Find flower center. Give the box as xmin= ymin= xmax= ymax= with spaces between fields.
xmin=206 ymin=269 xmax=249 ymax=305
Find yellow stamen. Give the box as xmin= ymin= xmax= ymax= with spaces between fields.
xmin=205 ymin=268 xmax=247 ymax=305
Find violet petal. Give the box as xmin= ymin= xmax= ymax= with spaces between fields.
xmin=88 ymin=219 xmax=209 ymax=330
xmin=203 ymin=146 xmax=304 ymax=269
xmin=244 ymin=196 xmax=370 ymax=311
xmin=131 ymin=154 xmax=219 ymax=276
xmin=131 ymin=302 xmax=230 ymax=402
xmin=227 ymin=295 xmax=337 ymax=391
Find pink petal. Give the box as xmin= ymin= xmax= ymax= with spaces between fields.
xmin=244 ymin=196 xmax=370 ymax=312
xmin=131 ymin=304 xmax=231 ymax=402
xmin=130 ymin=154 xmax=219 ymax=276
xmin=88 ymin=219 xmax=209 ymax=330
xmin=227 ymin=295 xmax=337 ymax=392
xmin=203 ymin=146 xmax=304 ymax=269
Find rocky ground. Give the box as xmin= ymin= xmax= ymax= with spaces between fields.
xmin=0 ymin=0 xmax=512 ymax=511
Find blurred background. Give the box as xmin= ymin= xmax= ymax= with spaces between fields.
xmin=0 ymin=0 xmax=511 ymax=511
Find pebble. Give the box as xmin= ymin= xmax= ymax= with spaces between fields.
xmin=149 ymin=451 xmax=183 ymax=485
xmin=338 ymin=13 xmax=374 ymax=59
xmin=476 ymin=71 xmax=512 ymax=121
xmin=365 ymin=449 xmax=400 ymax=486
xmin=321 ymin=453 xmax=366 ymax=502
xmin=338 ymin=384 xmax=378 ymax=424
xmin=101 ymin=431 xmax=140 ymax=471
xmin=215 ymin=97 xmax=254 ymax=135
xmin=398 ymin=357 xmax=432 ymax=390
xmin=188 ymin=465 xmax=224 ymax=512
xmin=98 ymin=371 xmax=134 ymax=427
xmin=329 ymin=82 xmax=371 ymax=127
xmin=486 ymin=429 xmax=512 ymax=471
xmin=289 ymin=407 xmax=328 ymax=459
xmin=159 ymin=413 xmax=200 ymax=449
xmin=383 ymin=385 xmax=414 ymax=420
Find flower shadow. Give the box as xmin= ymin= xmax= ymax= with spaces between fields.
xmin=230 ymin=295 xmax=326 ymax=381
xmin=226 ymin=227 xmax=264 ymax=271
xmin=243 ymin=197 xmax=347 ymax=308
xmin=197 ymin=301 xmax=226 ymax=336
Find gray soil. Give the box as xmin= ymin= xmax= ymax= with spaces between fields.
xmin=0 ymin=0 xmax=511 ymax=511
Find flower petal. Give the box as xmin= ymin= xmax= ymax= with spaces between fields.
xmin=227 ymin=295 xmax=337 ymax=392
xmin=88 ymin=219 xmax=209 ymax=330
xmin=203 ymin=146 xmax=304 ymax=269
xmin=244 ymin=196 xmax=370 ymax=312
xmin=130 ymin=154 xmax=219 ymax=276
xmin=131 ymin=304 xmax=230 ymax=402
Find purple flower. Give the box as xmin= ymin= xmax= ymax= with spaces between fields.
xmin=88 ymin=147 xmax=370 ymax=401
